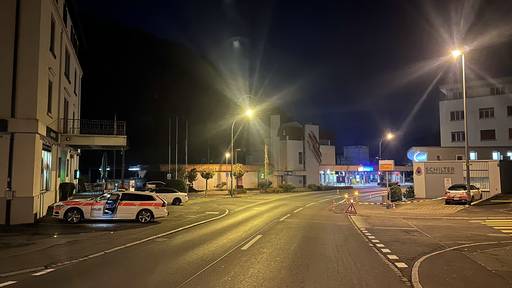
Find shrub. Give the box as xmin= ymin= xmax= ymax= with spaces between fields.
xmin=278 ymin=183 xmax=295 ymax=192
xmin=404 ymin=186 xmax=414 ymax=199
xmin=307 ymin=184 xmax=322 ymax=191
xmin=258 ymin=180 xmax=272 ymax=190
xmin=390 ymin=185 xmax=402 ymax=202
xmin=167 ymin=179 xmax=186 ymax=192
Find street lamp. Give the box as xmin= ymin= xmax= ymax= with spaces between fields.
xmin=451 ymin=48 xmax=471 ymax=196
xmin=230 ymin=108 xmax=254 ymax=197
xmin=225 ymin=152 xmax=231 ymax=165
xmin=379 ymin=132 xmax=394 ymax=160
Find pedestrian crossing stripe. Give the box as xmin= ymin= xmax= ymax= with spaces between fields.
xmin=478 ymin=220 xmax=512 ymax=236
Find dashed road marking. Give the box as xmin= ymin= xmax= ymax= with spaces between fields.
xmin=31 ymin=269 xmax=55 ymax=276
xmin=241 ymin=235 xmax=263 ymax=250
xmin=368 ymin=236 xmax=376 ymax=239
xmin=293 ymin=207 xmax=303 ymax=213
xmin=376 ymin=244 xmax=385 ymax=247
xmin=479 ymin=220 xmax=512 ymax=236
xmin=387 ymin=255 xmax=399 ymax=260
xmin=381 ymin=249 xmax=391 ymax=253
xmin=0 ymin=282 xmax=17 ymax=287
xmin=395 ymin=262 xmax=408 ymax=268
xmin=371 ymin=239 xmax=380 ymax=243
xmin=205 ymin=211 xmax=220 ymax=214
xmin=279 ymin=214 xmax=291 ymax=221
xmin=305 ymin=203 xmax=315 ymax=207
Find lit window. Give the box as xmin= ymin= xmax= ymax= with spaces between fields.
xmin=469 ymin=151 xmax=477 ymax=160
xmin=507 ymin=152 xmax=512 ymax=160
xmin=41 ymin=148 xmax=52 ymax=191
xmin=492 ymin=151 xmax=501 ymax=160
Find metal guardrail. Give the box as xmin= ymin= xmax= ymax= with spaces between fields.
xmin=61 ymin=119 xmax=126 ymax=136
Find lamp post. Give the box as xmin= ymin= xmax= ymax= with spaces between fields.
xmin=378 ymin=131 xmax=394 ymax=202
xmin=451 ymin=49 xmax=471 ymax=196
xmin=378 ymin=132 xmax=394 ymax=160
xmin=230 ymin=109 xmax=254 ymax=197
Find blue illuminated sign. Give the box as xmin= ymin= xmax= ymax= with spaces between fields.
xmin=357 ymin=166 xmax=374 ymax=172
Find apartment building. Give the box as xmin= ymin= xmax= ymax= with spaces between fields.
xmin=439 ymin=77 xmax=512 ymax=160
xmin=0 ymin=0 xmax=127 ymax=224
xmin=268 ymin=115 xmax=335 ymax=187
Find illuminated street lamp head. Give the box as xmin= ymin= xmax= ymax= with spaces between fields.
xmin=225 ymin=152 xmax=231 ymax=159
xmin=386 ymin=132 xmax=394 ymax=140
xmin=244 ymin=108 xmax=254 ymax=118
xmin=451 ymin=49 xmax=463 ymax=58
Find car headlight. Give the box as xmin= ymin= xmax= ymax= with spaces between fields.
xmin=54 ymin=204 xmax=65 ymax=210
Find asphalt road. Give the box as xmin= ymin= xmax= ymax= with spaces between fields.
xmin=0 ymin=191 xmax=407 ymax=288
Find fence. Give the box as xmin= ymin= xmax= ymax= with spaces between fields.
xmin=61 ymin=119 xmax=126 ymax=136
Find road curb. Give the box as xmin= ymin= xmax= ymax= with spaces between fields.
xmin=348 ymin=215 xmax=412 ymax=286
xmin=0 ymin=209 xmax=230 ymax=278
xmin=411 ymin=240 xmax=512 ymax=288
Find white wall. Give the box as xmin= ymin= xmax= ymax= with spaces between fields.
xmin=440 ymin=95 xmax=512 ymax=147
xmin=320 ymin=145 xmax=335 ymax=165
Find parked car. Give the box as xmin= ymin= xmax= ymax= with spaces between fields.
xmin=52 ymin=191 xmax=168 ymax=224
xmin=153 ymin=187 xmax=189 ymax=205
xmin=145 ymin=181 xmax=167 ymax=191
xmin=445 ymin=184 xmax=482 ymax=205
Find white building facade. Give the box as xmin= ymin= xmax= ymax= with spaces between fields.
xmin=439 ymin=77 xmax=512 ymax=160
xmin=268 ymin=115 xmax=335 ymax=187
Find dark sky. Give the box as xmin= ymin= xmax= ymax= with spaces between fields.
xmin=75 ymin=0 xmax=512 ymax=165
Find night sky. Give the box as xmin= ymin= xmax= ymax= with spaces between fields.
xmin=74 ymin=0 xmax=512 ymax=168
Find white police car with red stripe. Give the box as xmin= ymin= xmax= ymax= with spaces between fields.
xmin=52 ymin=191 xmax=169 ymax=224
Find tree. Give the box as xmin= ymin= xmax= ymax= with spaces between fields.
xmin=200 ymin=168 xmax=215 ymax=197
xmin=186 ymin=168 xmax=198 ymax=187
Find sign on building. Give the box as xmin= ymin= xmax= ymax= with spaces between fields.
xmin=379 ymin=160 xmax=395 ymax=171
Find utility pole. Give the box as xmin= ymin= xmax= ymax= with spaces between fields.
xmin=113 ymin=114 xmax=117 ymax=180
xmin=185 ymin=119 xmax=188 ymax=192
xmin=175 ymin=115 xmax=178 ymax=179
xmin=168 ymin=117 xmax=171 ymax=177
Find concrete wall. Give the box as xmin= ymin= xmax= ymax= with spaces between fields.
xmin=413 ymin=161 xmax=464 ymax=199
xmin=320 ymin=145 xmax=335 ymax=165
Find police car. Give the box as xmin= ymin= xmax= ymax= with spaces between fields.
xmin=52 ymin=191 xmax=169 ymax=224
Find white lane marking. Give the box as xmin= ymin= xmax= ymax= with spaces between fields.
xmin=381 ymin=249 xmax=392 ymax=253
xmin=371 ymin=240 xmax=380 ymax=243
xmin=368 ymin=236 xmax=376 ymax=239
xmin=0 ymin=282 xmax=17 ymax=287
xmin=23 ymin=209 xmax=230 ymax=274
xmin=205 ymin=211 xmax=220 ymax=214
xmin=395 ymin=262 xmax=408 ymax=268
xmin=32 ymin=268 xmax=55 ymax=276
xmin=369 ymin=244 xmax=374 ymax=247
xmin=234 ymin=192 xmax=320 ymax=212
xmin=305 ymin=203 xmax=315 ymax=207
xmin=241 ymin=235 xmax=263 ymax=250
xmin=293 ymin=207 xmax=303 ymax=213
xmin=469 ymin=220 xmax=483 ymax=223
xmin=387 ymin=255 xmax=399 ymax=260
xmin=280 ymin=214 xmax=291 ymax=221
xmin=492 ymin=227 xmax=512 ymax=229
xmin=376 ymin=244 xmax=385 ymax=247
xmin=411 ymin=240 xmax=512 ymax=288
xmin=500 ymin=230 xmax=512 ymax=233
xmin=487 ymin=234 xmax=510 ymax=237
xmin=364 ymin=233 xmax=372 ymax=236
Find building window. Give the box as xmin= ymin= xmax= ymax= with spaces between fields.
xmin=492 ymin=151 xmax=501 ymax=160
xmin=507 ymin=151 xmax=512 ymax=160
xmin=47 ymin=80 xmax=53 ymax=114
xmin=451 ymin=131 xmax=465 ymax=142
xmin=41 ymin=148 xmax=52 ymax=191
xmin=480 ymin=129 xmax=496 ymax=141
xmin=491 ymin=87 xmax=506 ymax=95
xmin=456 ymin=155 xmax=464 ymax=160
xmin=450 ymin=110 xmax=464 ymax=121
xmin=509 ymin=128 xmax=512 ymax=140
xmin=73 ymin=69 xmax=77 ymax=94
xmin=479 ymin=107 xmax=494 ymax=119
xmin=63 ymin=98 xmax=69 ymax=133
xmin=49 ymin=16 xmax=56 ymax=57
xmin=508 ymin=106 xmax=512 ymax=117
xmin=64 ymin=48 xmax=70 ymax=81
xmin=298 ymin=152 xmax=303 ymax=165
xmin=469 ymin=151 xmax=477 ymax=160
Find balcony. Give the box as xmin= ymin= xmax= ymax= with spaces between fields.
xmin=60 ymin=119 xmax=128 ymax=150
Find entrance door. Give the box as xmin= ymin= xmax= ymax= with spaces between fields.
xmin=90 ymin=194 xmax=109 ymax=218
xmin=103 ymin=193 xmax=121 ymax=217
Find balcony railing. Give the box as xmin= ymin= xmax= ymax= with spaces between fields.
xmin=61 ymin=119 xmax=126 ymax=136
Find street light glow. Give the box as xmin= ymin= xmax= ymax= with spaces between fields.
xmin=244 ymin=108 xmax=254 ymax=118
xmin=451 ymin=49 xmax=463 ymax=58
xmin=225 ymin=152 xmax=231 ymax=159
xmin=386 ymin=132 xmax=394 ymax=140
